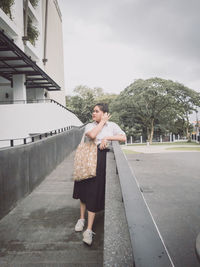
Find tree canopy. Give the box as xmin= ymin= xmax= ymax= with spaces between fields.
xmin=111 ymin=78 xmax=200 ymax=143
xmin=66 ymin=78 xmax=200 ymax=143
xmin=66 ymin=85 xmax=117 ymax=123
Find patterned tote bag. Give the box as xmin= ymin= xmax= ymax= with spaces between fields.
xmin=73 ymin=135 xmax=97 ymax=181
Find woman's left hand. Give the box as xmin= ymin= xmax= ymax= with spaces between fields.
xmin=99 ymin=138 xmax=108 ymax=150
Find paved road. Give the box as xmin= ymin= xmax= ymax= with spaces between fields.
xmin=126 ymin=150 xmax=200 ymax=267
xmin=0 ymin=152 xmax=103 ymax=266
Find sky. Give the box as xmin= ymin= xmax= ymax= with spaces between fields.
xmin=58 ymin=0 xmax=200 ymax=97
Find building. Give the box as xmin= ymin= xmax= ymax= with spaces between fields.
xmin=0 ymin=0 xmax=82 ymax=147
xmin=0 ymin=0 xmax=66 ymax=104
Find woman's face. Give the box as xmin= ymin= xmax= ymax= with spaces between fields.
xmin=92 ymin=105 xmax=104 ymax=122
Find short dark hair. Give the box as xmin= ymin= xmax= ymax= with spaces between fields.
xmin=94 ymin=103 xmax=109 ymax=113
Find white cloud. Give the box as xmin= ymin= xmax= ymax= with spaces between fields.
xmin=59 ymin=0 xmax=200 ymax=95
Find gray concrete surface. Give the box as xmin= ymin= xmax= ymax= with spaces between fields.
xmin=0 ymin=151 xmax=103 ymax=266
xmin=0 ymin=128 xmax=84 ymax=220
xmin=126 ymin=151 xmax=200 ymax=267
xmin=114 ymin=142 xmax=174 ymax=267
xmin=104 ymin=151 xmax=134 ymax=266
xmin=196 ymin=233 xmax=200 ymax=262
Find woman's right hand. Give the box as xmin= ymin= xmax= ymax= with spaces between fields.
xmin=99 ymin=138 xmax=108 ymax=150
xmin=101 ymin=112 xmax=111 ymax=124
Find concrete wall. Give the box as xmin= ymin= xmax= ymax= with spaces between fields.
xmin=44 ymin=0 xmax=66 ymax=105
xmin=8 ymin=0 xmax=24 ymax=48
xmin=0 ymin=127 xmax=84 ymax=220
xmin=0 ymin=102 xmax=82 ymax=143
xmin=0 ymin=85 xmax=13 ymax=102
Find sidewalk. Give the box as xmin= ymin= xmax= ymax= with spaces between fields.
xmin=0 ymin=152 xmax=103 ymax=266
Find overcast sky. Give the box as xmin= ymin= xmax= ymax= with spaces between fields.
xmin=58 ymin=0 xmax=200 ymax=96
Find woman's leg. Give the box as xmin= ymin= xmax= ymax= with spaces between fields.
xmin=80 ymin=201 xmax=86 ymax=219
xmin=83 ymin=210 xmax=96 ymax=245
xmin=87 ymin=210 xmax=95 ymax=230
xmin=75 ymin=201 xmax=86 ymax=232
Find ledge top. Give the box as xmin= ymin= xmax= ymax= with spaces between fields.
xmin=196 ymin=233 xmax=200 ymax=261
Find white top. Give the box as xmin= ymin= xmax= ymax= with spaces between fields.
xmin=85 ymin=121 xmax=126 ymax=145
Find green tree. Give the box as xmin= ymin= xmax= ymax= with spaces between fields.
xmin=66 ymin=88 xmax=95 ymax=123
xmin=66 ymin=85 xmax=117 ymax=123
xmin=168 ymin=83 xmax=200 ymax=140
xmin=112 ymin=78 xmax=200 ymax=144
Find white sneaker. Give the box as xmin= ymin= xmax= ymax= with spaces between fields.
xmin=75 ymin=219 xmax=85 ymax=232
xmin=83 ymin=229 xmax=95 ymax=245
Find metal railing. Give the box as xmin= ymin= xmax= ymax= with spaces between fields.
xmin=112 ymin=141 xmax=175 ymax=267
xmin=0 ymin=126 xmax=73 ymax=149
xmin=0 ymin=98 xmax=75 ymax=114
xmin=0 ymin=99 xmax=47 ymax=104
xmin=0 ymin=99 xmax=83 ymax=149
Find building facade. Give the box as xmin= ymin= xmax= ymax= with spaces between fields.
xmin=0 ymin=0 xmax=82 ymax=147
xmin=0 ymin=0 xmax=66 ymax=105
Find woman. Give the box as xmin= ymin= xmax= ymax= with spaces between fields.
xmin=73 ymin=103 xmax=126 ymax=245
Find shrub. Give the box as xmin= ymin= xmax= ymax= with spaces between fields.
xmin=27 ymin=17 xmax=39 ymax=46
xmin=0 ymin=0 xmax=15 ymax=20
xmin=29 ymin=0 xmax=39 ymax=9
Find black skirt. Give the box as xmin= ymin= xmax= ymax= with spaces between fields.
xmin=73 ymin=147 xmax=108 ymax=213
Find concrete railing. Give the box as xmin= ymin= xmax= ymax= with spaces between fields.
xmin=196 ymin=233 xmax=200 ymax=263
xmin=104 ymin=149 xmax=134 ymax=266
xmin=0 ymin=127 xmax=84 ymax=220
xmin=104 ymin=141 xmax=175 ymax=267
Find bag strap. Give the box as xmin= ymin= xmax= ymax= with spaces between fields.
xmin=80 ymin=132 xmax=96 ymax=144
xmin=80 ymin=133 xmax=85 ymax=144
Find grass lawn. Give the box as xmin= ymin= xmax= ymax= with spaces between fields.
xmin=126 ymin=142 xmax=199 ymax=146
xmin=122 ymin=149 xmax=141 ymax=154
xmin=166 ymin=147 xmax=200 ymax=151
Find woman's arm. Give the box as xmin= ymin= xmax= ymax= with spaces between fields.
xmin=99 ymin=134 xmax=126 ymax=150
xmin=86 ymin=120 xmax=105 ymax=140
xmin=103 ymin=134 xmax=126 ymax=142
xmin=86 ymin=113 xmax=111 ymax=140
